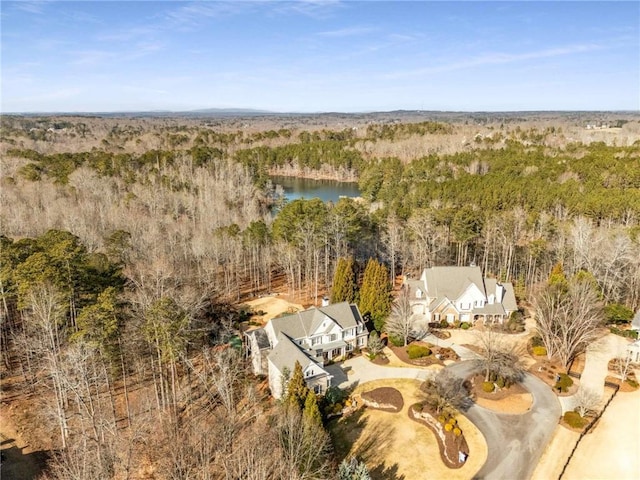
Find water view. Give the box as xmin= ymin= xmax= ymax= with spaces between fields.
xmin=270 ymin=175 xmax=361 ymax=203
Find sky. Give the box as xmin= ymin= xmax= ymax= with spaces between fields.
xmin=1 ymin=1 xmax=639 ymax=113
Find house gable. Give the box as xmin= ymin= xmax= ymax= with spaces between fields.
xmin=456 ymin=282 xmax=486 ymax=311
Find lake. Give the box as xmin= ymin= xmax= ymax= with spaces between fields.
xmin=270 ymin=175 xmax=361 ymax=203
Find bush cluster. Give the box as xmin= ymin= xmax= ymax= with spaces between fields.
xmin=482 ymin=382 xmax=495 ymax=393
xmin=532 ymin=346 xmax=547 ymax=356
xmin=407 ymin=345 xmax=431 ymax=359
xmin=555 ymin=374 xmax=573 ymax=393
xmin=564 ymin=411 xmax=588 ymax=429
xmin=609 ymin=326 xmax=639 ymax=340
xmin=388 ymin=334 xmax=405 ymax=347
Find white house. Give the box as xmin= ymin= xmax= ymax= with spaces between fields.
xmin=245 ymin=301 xmax=368 ymax=399
xmin=405 ymin=266 xmax=518 ymax=326
xmin=631 ymin=310 xmax=640 ymax=331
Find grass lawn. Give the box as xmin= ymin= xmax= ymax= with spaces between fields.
xmin=330 ymin=379 xmax=487 ymax=479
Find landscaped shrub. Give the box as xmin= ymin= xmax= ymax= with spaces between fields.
xmin=496 ymin=377 xmax=505 ymax=389
xmin=482 ymin=382 xmax=495 ymax=393
xmin=324 ymin=386 xmax=346 ymax=405
xmin=447 ymin=418 xmax=457 ymax=426
xmin=437 ymin=415 xmax=446 ymax=424
xmin=453 ymin=427 xmax=462 ymax=436
xmin=461 ymin=322 xmax=470 ymax=330
xmin=444 ymin=423 xmax=453 ymax=432
xmin=453 ymin=320 xmax=461 ymax=329
xmin=531 ymin=335 xmax=544 ymax=348
xmin=609 ymin=326 xmax=639 ymax=340
xmin=627 ymin=379 xmax=639 ymax=388
xmin=564 ymin=411 xmax=588 ymax=429
xmin=440 ymin=318 xmax=449 ymax=328
xmin=532 ymin=346 xmax=547 ymax=356
xmin=407 ymin=345 xmax=431 ymax=359
xmin=555 ymin=374 xmax=573 ymax=393
xmin=388 ymin=334 xmax=405 ymax=347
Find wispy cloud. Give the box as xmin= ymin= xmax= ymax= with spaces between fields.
xmin=13 ymin=1 xmax=49 ymax=15
xmin=164 ymin=1 xmax=259 ymax=27
xmin=384 ymin=43 xmax=605 ymax=79
xmin=317 ymin=26 xmax=374 ymax=37
xmin=68 ymin=41 xmax=164 ymax=66
xmin=271 ymin=0 xmax=343 ymax=19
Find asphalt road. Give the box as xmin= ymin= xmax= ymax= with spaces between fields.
xmin=447 ymin=361 xmax=561 ymax=480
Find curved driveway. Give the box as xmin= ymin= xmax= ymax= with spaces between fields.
xmin=337 ymin=357 xmax=561 ymax=480
xmin=447 ymin=362 xmax=561 ymax=480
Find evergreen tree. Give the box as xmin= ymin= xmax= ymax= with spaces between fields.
xmin=303 ymin=390 xmax=322 ymax=427
xmin=358 ymin=259 xmax=392 ymax=332
xmin=331 ymin=257 xmax=357 ymax=304
xmin=285 ymin=360 xmax=309 ymax=410
xmin=548 ymin=262 xmax=569 ymax=294
xmin=339 ymin=457 xmax=371 ymax=480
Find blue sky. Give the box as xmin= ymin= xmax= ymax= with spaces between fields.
xmin=2 ymin=1 xmax=638 ymax=112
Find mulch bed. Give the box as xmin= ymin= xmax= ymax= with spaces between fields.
xmin=370 ymin=354 xmax=390 ymax=365
xmin=360 ymin=387 xmax=404 ymax=412
xmin=469 ymin=373 xmax=528 ymax=401
xmin=408 ymin=403 xmax=469 ymax=468
xmin=389 ymin=342 xmax=458 ymax=367
xmin=528 ymin=361 xmax=579 ymax=395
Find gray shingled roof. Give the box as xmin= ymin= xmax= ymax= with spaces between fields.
xmin=249 ymin=328 xmax=271 ymax=349
xmin=268 ymin=332 xmax=317 ymax=373
xmin=501 ymin=282 xmax=518 ymax=312
xmin=269 ymin=301 xmax=362 ymax=340
xmin=424 ymin=266 xmax=486 ymax=300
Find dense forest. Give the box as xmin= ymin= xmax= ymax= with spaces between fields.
xmin=1 ymin=113 xmax=639 ymax=479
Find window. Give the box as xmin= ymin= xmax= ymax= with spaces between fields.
xmin=475 ymin=300 xmax=484 ymax=307
xmin=311 ymin=336 xmax=322 ymax=346
xmin=330 ymin=334 xmax=338 ymax=342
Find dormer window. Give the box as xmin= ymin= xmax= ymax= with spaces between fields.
xmin=416 ymin=288 xmax=423 ymax=299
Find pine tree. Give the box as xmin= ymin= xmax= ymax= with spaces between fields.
xmin=358 ymin=259 xmax=392 ymax=332
xmin=285 ymin=361 xmax=309 ymax=410
xmin=331 ymin=257 xmax=357 ymax=304
xmin=303 ymin=390 xmax=322 ymax=427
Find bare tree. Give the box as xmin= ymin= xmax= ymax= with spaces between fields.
xmin=421 ymin=369 xmax=472 ymax=414
xmin=612 ymin=352 xmax=634 ymax=382
xmin=533 ymin=276 xmax=603 ymax=369
xmin=276 ymin=403 xmax=332 ymax=480
xmin=475 ymin=330 xmax=525 ymax=385
xmin=366 ymin=331 xmax=384 ymax=358
xmin=385 ymin=286 xmax=415 ymax=346
xmin=573 ymin=387 xmax=601 ymax=418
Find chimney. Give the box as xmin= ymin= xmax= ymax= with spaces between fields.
xmin=321 ymin=296 xmax=330 ymax=307
xmin=495 ymin=283 xmax=505 ymax=303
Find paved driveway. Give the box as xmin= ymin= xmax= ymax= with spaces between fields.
xmin=334 ymin=357 xmax=560 ymax=480
xmin=333 ymin=356 xmax=436 ymax=390
xmin=447 ymin=362 xmax=561 ymax=480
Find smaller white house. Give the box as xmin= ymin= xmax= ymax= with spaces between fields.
xmin=631 ymin=310 xmax=640 ymax=331
xmin=627 ymin=340 xmax=640 ymax=364
xmin=405 ymin=266 xmax=517 ymax=326
xmin=245 ymin=301 xmax=368 ymax=399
